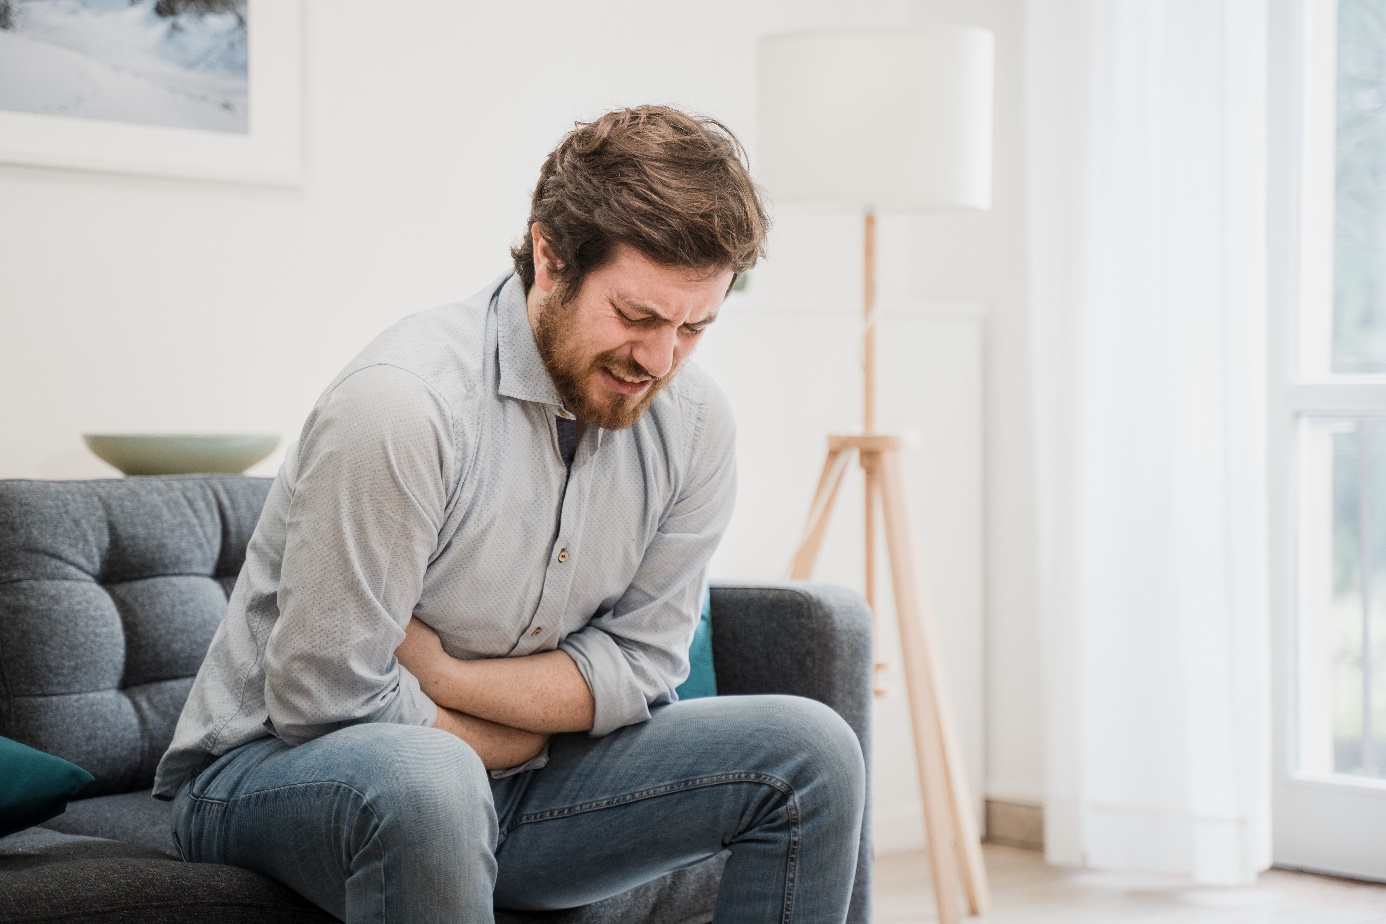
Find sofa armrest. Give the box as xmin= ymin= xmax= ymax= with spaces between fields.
xmin=707 ymin=580 xmax=873 ymax=924
xmin=708 ymin=581 xmax=872 ymax=720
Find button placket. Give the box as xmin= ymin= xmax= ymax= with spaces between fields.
xmin=518 ymin=448 xmax=593 ymax=654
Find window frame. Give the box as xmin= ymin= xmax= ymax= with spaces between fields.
xmin=1269 ymin=0 xmax=1386 ymax=879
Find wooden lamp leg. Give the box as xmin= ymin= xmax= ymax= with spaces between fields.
xmin=861 ymin=452 xmax=890 ymax=695
xmin=864 ymin=452 xmax=877 ymax=610
xmin=869 ymin=449 xmax=962 ymax=924
xmin=788 ymin=436 xmax=992 ymax=921
xmin=791 ymin=447 xmax=853 ymax=580
xmin=878 ymin=449 xmax=991 ymax=916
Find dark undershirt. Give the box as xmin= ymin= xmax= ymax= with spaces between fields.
xmin=556 ymin=416 xmax=578 ymax=469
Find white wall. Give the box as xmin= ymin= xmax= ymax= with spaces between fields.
xmin=0 ymin=0 xmax=1043 ymax=844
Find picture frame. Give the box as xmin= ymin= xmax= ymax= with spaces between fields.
xmin=0 ymin=0 xmax=302 ymax=186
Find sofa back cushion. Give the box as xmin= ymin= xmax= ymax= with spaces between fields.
xmin=0 ymin=476 xmax=271 ymax=796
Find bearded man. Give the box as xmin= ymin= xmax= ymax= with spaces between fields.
xmin=153 ymin=105 xmax=866 ymax=923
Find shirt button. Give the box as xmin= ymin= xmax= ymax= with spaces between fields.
xmin=530 ymin=627 xmax=543 ymax=637
xmin=557 ymin=548 xmax=569 ymax=563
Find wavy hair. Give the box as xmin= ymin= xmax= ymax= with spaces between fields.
xmin=512 ymin=106 xmax=769 ymax=303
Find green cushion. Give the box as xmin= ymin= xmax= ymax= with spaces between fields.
xmin=0 ymin=736 xmax=94 ymax=838
xmin=675 ymin=585 xmax=717 ymax=700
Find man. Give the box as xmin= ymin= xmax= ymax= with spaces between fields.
xmin=153 ymin=105 xmax=865 ymax=923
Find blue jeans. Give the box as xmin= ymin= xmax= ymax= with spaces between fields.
xmin=171 ymin=695 xmax=865 ymax=923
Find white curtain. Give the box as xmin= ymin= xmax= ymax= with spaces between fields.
xmin=1025 ymin=0 xmax=1272 ymax=884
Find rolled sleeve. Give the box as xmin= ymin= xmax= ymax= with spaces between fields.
xmin=559 ymin=382 xmax=737 ymax=737
xmin=560 ymin=625 xmax=660 ymax=736
xmin=263 ymin=363 xmax=452 ymax=745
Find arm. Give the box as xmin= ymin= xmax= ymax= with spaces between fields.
xmin=262 ymin=364 xmax=450 ymax=744
xmin=431 ymin=706 xmax=550 ymax=770
xmin=396 ymin=618 xmax=595 ymax=733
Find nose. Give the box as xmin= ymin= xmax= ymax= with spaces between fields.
xmin=631 ymin=326 xmax=678 ymax=379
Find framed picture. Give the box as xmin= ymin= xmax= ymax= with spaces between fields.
xmin=0 ymin=0 xmax=302 ymax=185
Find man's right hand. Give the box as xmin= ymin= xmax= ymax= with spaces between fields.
xmin=432 ymin=705 xmax=550 ymax=771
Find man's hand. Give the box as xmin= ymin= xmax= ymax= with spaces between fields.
xmin=395 ymin=617 xmax=596 ymax=734
xmin=395 ymin=620 xmax=550 ymax=769
xmin=432 ymin=707 xmax=549 ymax=772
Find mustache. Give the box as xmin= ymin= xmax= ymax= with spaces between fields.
xmin=599 ymin=354 xmax=658 ymax=382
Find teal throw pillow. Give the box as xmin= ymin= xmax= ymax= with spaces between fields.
xmin=676 ymin=584 xmax=717 ymax=700
xmin=0 ymin=737 xmax=94 ymax=838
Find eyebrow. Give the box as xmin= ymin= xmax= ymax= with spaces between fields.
xmin=612 ymin=296 xmax=719 ymax=327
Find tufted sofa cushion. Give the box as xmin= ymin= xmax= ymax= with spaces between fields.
xmin=0 ymin=476 xmax=272 ymax=796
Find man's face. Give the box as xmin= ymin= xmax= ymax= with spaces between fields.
xmin=528 ymin=233 xmax=732 ymax=430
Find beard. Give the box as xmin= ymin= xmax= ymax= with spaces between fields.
xmin=532 ymin=293 xmax=678 ymax=430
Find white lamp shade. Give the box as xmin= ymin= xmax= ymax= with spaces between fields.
xmin=757 ymin=28 xmax=995 ymax=211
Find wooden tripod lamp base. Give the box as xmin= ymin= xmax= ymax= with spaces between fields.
xmin=791 ymin=433 xmax=991 ymax=924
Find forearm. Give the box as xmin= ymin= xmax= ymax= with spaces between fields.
xmin=416 ymin=649 xmax=595 ymax=734
xmin=432 ymin=705 xmax=549 ymax=771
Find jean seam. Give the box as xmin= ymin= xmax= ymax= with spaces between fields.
xmin=194 ymin=778 xmax=374 ymax=805
xmin=502 ymin=771 xmax=802 ymax=922
xmin=782 ymin=789 xmax=801 ymax=924
xmin=502 ymin=771 xmax=794 ymax=832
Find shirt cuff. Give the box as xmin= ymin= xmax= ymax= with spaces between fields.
xmin=489 ymin=741 xmax=550 ymax=779
xmin=559 ymin=627 xmax=653 ymax=737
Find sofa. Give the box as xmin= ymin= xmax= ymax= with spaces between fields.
xmin=0 ymin=475 xmax=874 ymax=924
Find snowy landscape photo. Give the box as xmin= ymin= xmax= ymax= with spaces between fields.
xmin=0 ymin=0 xmax=249 ymax=134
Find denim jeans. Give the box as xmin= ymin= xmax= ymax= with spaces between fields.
xmin=171 ymin=694 xmax=865 ymax=924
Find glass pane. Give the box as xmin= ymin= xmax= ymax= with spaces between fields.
xmin=1298 ymin=416 xmax=1386 ymax=777
xmin=1335 ymin=0 xmax=1386 ymax=373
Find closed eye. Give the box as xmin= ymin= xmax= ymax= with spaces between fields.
xmin=615 ymin=308 xmax=660 ymax=328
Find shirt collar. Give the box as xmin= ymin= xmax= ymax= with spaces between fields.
xmin=495 ymin=272 xmax=569 ymax=413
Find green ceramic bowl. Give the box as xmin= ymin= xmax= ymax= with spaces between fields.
xmin=82 ymin=434 xmax=281 ymax=476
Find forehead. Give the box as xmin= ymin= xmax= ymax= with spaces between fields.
xmin=594 ymin=245 xmax=731 ymax=322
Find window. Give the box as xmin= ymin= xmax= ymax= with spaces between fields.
xmin=1284 ymin=0 xmax=1386 ymax=784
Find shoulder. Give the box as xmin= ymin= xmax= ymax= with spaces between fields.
xmin=330 ymin=274 xmax=505 ymax=410
xmin=302 ymin=363 xmax=455 ymax=467
xmin=673 ymin=362 xmax=734 ymax=452
xmin=645 ymin=361 xmax=735 ymax=474
xmin=296 ymin=276 xmax=510 ymax=475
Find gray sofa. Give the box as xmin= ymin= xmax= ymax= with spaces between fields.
xmin=0 ymin=475 xmax=873 ymax=924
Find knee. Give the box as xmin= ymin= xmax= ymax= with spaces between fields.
xmin=331 ymin=724 xmax=495 ymax=839
xmin=756 ymin=697 xmax=866 ymax=806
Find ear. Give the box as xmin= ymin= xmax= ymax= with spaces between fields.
xmin=531 ymin=224 xmax=559 ymax=295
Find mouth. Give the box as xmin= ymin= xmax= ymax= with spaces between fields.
xmin=600 ymin=365 xmax=653 ymax=396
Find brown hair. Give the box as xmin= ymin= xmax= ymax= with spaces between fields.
xmin=512 ymin=106 xmax=769 ymax=302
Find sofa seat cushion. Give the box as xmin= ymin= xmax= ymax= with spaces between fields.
xmin=0 ymin=827 xmax=335 ymax=924
xmin=1 ymin=816 xmax=723 ymax=924
xmin=38 ymin=790 xmax=177 ymax=858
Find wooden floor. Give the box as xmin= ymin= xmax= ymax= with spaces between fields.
xmin=876 ymin=845 xmax=1386 ymax=923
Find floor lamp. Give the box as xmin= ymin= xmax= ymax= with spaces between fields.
xmin=757 ymin=28 xmax=995 ymax=924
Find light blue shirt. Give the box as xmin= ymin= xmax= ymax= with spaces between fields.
xmin=153 ymin=272 xmax=737 ymax=798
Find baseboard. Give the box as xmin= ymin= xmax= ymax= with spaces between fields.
xmin=985 ymin=799 xmax=1044 ymax=851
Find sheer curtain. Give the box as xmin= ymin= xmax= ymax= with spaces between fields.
xmin=1025 ymin=0 xmax=1272 ymax=884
